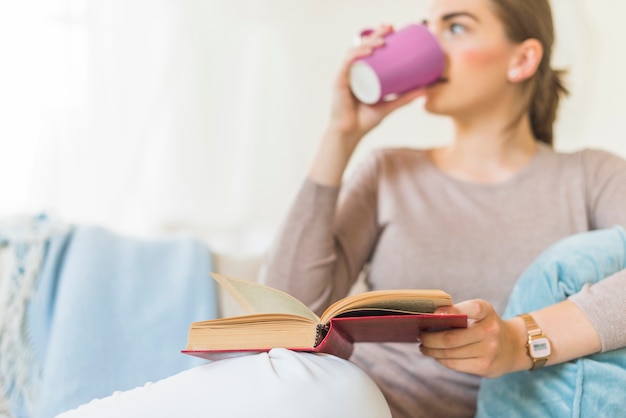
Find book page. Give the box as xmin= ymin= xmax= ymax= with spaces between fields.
xmin=320 ymin=289 xmax=453 ymax=323
xmin=211 ymin=273 xmax=320 ymax=322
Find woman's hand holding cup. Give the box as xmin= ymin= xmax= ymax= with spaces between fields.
xmin=311 ymin=23 xmax=438 ymax=186
xmin=327 ymin=24 xmax=426 ymax=149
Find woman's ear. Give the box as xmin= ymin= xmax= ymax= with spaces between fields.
xmin=507 ymin=39 xmax=543 ymax=82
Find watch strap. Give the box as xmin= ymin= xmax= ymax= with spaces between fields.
xmin=519 ymin=313 xmax=549 ymax=370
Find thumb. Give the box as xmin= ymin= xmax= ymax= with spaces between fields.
xmin=436 ymin=299 xmax=492 ymax=321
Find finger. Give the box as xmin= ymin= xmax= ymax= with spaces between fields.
xmin=419 ymin=326 xmax=482 ymax=350
xmin=338 ymin=25 xmax=394 ymax=92
xmin=420 ymin=340 xmax=501 ymax=378
xmin=359 ymin=24 xmax=394 ymax=44
xmin=437 ymin=299 xmax=492 ymax=322
xmin=336 ymin=37 xmax=391 ymax=91
xmin=419 ymin=340 xmax=483 ymax=360
xmin=335 ymin=43 xmax=383 ymax=88
xmin=356 ymin=36 xmax=386 ymax=50
xmin=358 ymin=37 xmax=386 ymax=50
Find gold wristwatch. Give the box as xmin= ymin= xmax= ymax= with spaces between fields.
xmin=519 ymin=313 xmax=551 ymax=370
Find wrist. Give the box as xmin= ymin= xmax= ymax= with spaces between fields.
xmin=506 ymin=316 xmax=535 ymax=373
xmin=322 ymin=124 xmax=365 ymax=150
xmin=518 ymin=313 xmax=554 ymax=370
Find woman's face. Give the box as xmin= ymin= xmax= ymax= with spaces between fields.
xmin=422 ymin=0 xmax=519 ymax=118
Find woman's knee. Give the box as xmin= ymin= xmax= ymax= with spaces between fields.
xmin=58 ymin=349 xmax=391 ymax=418
xmin=254 ymin=349 xmax=392 ymax=418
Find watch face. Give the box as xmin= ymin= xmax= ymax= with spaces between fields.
xmin=529 ymin=337 xmax=551 ymax=358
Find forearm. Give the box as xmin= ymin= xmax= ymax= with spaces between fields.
xmin=307 ymin=128 xmax=362 ymax=187
xmin=262 ymin=143 xmax=382 ymax=314
xmin=506 ymin=300 xmax=602 ymax=372
xmin=260 ymin=179 xmax=351 ymax=315
xmin=276 ymin=128 xmax=361 ymax=303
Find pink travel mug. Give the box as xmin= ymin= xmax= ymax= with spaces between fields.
xmin=349 ymin=24 xmax=445 ymax=104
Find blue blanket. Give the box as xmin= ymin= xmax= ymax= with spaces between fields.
xmin=2 ymin=217 xmax=217 ymax=418
xmin=476 ymin=226 xmax=626 ymax=417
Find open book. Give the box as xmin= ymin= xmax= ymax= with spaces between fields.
xmin=183 ymin=273 xmax=467 ymax=360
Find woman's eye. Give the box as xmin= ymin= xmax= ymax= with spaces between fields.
xmin=449 ymin=23 xmax=466 ymax=35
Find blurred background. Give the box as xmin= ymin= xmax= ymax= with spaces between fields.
xmin=1 ymin=0 xmax=625 ymax=261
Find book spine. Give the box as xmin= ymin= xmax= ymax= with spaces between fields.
xmin=315 ymin=323 xmax=329 ymax=347
xmin=313 ymin=320 xmax=354 ymax=359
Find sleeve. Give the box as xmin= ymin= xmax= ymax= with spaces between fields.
xmin=569 ymin=270 xmax=626 ymax=352
xmin=584 ymin=149 xmax=626 ymax=230
xmin=259 ymin=153 xmax=383 ymax=316
xmin=568 ymin=149 xmax=626 ymax=352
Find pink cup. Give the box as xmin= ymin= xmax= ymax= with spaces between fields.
xmin=349 ymin=24 xmax=445 ymax=104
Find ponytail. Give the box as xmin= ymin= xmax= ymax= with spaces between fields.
xmin=529 ymin=68 xmax=569 ymax=146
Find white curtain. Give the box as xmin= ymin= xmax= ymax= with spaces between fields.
xmin=1 ymin=0 xmax=625 ymax=257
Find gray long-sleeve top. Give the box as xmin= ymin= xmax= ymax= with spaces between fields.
xmin=260 ymin=143 xmax=626 ymax=418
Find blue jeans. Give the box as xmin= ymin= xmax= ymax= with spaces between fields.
xmin=476 ymin=226 xmax=626 ymax=417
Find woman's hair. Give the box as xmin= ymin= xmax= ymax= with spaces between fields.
xmin=489 ymin=0 xmax=569 ymax=146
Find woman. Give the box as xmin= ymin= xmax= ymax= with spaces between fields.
xmin=260 ymin=0 xmax=626 ymax=416
xmin=56 ymin=0 xmax=625 ymax=417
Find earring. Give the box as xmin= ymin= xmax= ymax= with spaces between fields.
xmin=508 ymin=68 xmax=520 ymax=80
